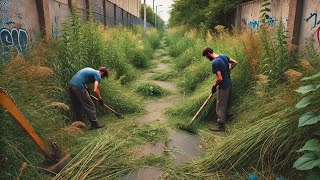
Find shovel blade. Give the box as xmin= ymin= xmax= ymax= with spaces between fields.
xmin=42 ymin=154 xmax=72 ymax=175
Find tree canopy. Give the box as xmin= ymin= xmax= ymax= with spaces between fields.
xmin=140 ymin=5 xmax=165 ymax=28
xmin=169 ymin=0 xmax=250 ymax=29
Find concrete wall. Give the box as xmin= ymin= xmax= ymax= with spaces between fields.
xmin=237 ymin=0 xmax=290 ymax=31
xmin=0 ymin=0 xmax=40 ymax=59
xmin=299 ymin=0 xmax=320 ymax=46
xmin=0 ymin=0 xmax=143 ymax=59
xmin=48 ymin=0 xmax=71 ymax=38
xmin=235 ymin=0 xmax=320 ymax=48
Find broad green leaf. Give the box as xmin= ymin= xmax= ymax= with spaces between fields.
xmin=297 ymin=139 xmax=320 ymax=152
xmin=302 ymin=72 xmax=320 ymax=81
xmin=296 ymin=96 xmax=313 ymax=109
xmin=293 ymin=152 xmax=320 ymax=170
xmin=295 ymin=85 xmax=320 ymax=94
xmin=299 ymin=112 xmax=320 ymax=127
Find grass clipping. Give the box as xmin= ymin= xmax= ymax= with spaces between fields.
xmin=53 ymin=131 xmax=132 ymax=179
xmin=168 ymin=109 xmax=308 ymax=179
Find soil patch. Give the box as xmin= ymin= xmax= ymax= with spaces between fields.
xmin=167 ymin=129 xmax=202 ymax=165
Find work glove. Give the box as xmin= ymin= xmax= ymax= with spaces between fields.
xmin=98 ymin=99 xmax=104 ymax=106
xmin=211 ymin=85 xmax=217 ymax=94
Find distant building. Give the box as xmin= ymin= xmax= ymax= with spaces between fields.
xmin=108 ymin=0 xmax=141 ymax=17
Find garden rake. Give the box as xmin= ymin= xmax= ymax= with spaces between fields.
xmin=178 ymin=92 xmax=213 ymax=134
xmin=90 ymin=94 xmax=124 ymax=119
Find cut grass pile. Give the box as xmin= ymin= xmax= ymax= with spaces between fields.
xmin=53 ymin=131 xmax=131 ymax=179
xmin=167 ymin=86 xmax=310 ymax=179
xmin=151 ymin=71 xmax=176 ymax=81
xmin=135 ymin=82 xmax=170 ymax=97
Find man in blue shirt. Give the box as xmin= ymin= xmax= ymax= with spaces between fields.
xmin=202 ymin=47 xmax=237 ymax=131
xmin=68 ymin=67 xmax=110 ymax=129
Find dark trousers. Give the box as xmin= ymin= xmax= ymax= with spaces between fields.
xmin=68 ymin=85 xmax=97 ymax=122
xmin=216 ymin=86 xmax=232 ymax=124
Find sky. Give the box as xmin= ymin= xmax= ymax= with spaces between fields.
xmin=141 ymin=0 xmax=174 ymax=22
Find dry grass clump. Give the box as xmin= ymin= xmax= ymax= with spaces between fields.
xmin=299 ymin=59 xmax=314 ymax=73
xmin=206 ymin=30 xmax=213 ymax=42
xmin=71 ymin=121 xmax=86 ymax=128
xmin=49 ymin=102 xmax=70 ymax=111
xmin=2 ymin=56 xmax=53 ymax=82
xmin=25 ymin=66 xmax=53 ymax=78
xmin=284 ymin=69 xmax=302 ymax=84
xmin=62 ymin=126 xmax=84 ymax=136
xmin=62 ymin=121 xmax=86 ymax=136
xmin=241 ymin=30 xmax=263 ymax=77
xmin=185 ymin=29 xmax=198 ymax=39
xmin=214 ymin=25 xmax=227 ymax=34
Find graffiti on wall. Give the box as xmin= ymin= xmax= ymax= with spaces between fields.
xmin=0 ymin=28 xmax=29 ymax=56
xmin=304 ymin=12 xmax=320 ymax=46
xmin=241 ymin=17 xmax=288 ymax=31
xmin=0 ymin=0 xmax=31 ymax=60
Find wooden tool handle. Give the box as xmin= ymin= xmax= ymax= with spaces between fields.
xmin=188 ymin=93 xmax=213 ymax=126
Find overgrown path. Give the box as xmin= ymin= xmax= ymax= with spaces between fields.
xmin=124 ymin=36 xmax=202 ymax=179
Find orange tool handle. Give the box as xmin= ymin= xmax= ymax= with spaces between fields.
xmin=0 ymin=90 xmax=49 ymax=158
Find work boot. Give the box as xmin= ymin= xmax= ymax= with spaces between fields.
xmin=90 ymin=121 xmax=105 ymax=130
xmin=209 ymin=123 xmax=225 ymax=132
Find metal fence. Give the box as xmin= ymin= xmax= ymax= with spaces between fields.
xmin=50 ymin=0 xmax=152 ymax=38
xmin=89 ymin=0 xmax=153 ymax=28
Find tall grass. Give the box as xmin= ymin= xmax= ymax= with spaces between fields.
xmin=256 ymin=21 xmax=297 ymax=86
xmin=166 ymin=24 xmax=315 ymax=178
xmin=167 ymin=85 xmax=310 ymax=179
xmin=0 ymin=9 xmax=159 ymax=179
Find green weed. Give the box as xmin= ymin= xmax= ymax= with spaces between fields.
xmin=135 ymin=82 xmax=169 ymax=97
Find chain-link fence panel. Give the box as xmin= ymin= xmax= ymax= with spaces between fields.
xmin=105 ymin=1 xmax=115 ymax=27
xmin=123 ymin=11 xmax=128 ymax=27
xmin=73 ymin=0 xmax=87 ymax=22
xmin=116 ymin=6 xmax=123 ymax=26
xmin=91 ymin=0 xmax=104 ymax=25
xmin=128 ymin=13 xmax=132 ymax=28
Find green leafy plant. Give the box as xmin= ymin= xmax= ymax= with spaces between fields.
xmin=136 ymin=82 xmax=168 ymax=97
xmin=293 ymin=72 xmax=320 ymax=172
xmin=259 ymin=20 xmax=292 ymax=86
xmin=259 ymin=0 xmax=271 ymax=26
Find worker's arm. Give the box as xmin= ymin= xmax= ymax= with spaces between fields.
xmin=229 ymin=58 xmax=237 ymax=71
xmin=214 ymin=71 xmax=223 ymax=88
xmin=93 ymin=81 xmax=102 ymax=100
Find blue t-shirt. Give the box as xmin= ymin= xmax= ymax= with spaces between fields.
xmin=212 ymin=55 xmax=231 ymax=89
xmin=69 ymin=68 xmax=101 ymax=89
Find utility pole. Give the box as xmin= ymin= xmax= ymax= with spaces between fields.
xmin=153 ymin=0 xmax=155 ymax=26
xmin=157 ymin=11 xmax=162 ymax=28
xmin=155 ymin=5 xmax=162 ymax=28
xmin=144 ymin=0 xmax=146 ymax=37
